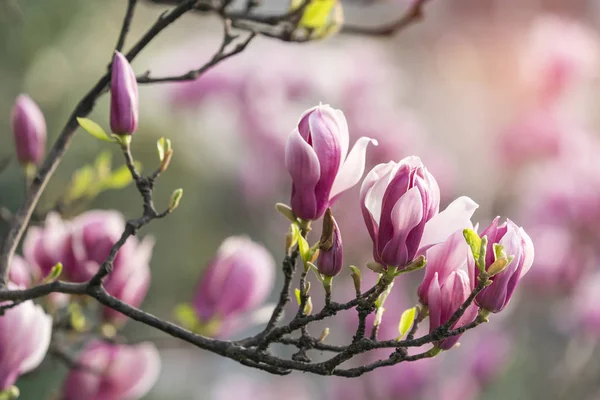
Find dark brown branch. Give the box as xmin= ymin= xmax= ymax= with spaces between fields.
xmin=277 ymin=337 xmax=345 ymax=353
xmin=115 ymin=0 xmax=139 ymax=52
xmin=341 ymin=0 xmax=430 ymax=36
xmin=137 ymin=22 xmax=256 ymax=84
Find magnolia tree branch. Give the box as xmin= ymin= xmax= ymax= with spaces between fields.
xmin=115 ymin=0 xmax=139 ymax=52
xmin=137 ymin=19 xmax=256 ymax=84
xmin=341 ymin=0 xmax=430 ymax=35
xmin=0 ymin=0 xmax=487 ymax=380
xmin=147 ymin=0 xmax=431 ymax=38
xmin=0 ymin=248 xmax=489 ymax=377
xmin=0 ymin=0 xmax=200 ymax=288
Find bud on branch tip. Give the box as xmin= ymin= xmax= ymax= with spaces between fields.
xmin=169 ymin=189 xmax=183 ymax=211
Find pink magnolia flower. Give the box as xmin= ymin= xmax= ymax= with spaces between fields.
xmin=22 ymin=210 xmax=154 ymax=318
xmin=63 ymin=341 xmax=160 ymax=400
xmin=111 ymin=51 xmax=139 ymax=135
xmin=360 ymin=157 xmax=439 ymax=268
xmin=193 ymin=236 xmax=275 ymax=337
xmin=360 ymin=156 xmax=478 ymax=269
xmin=418 ymin=230 xmax=475 ymax=305
xmin=9 ymin=256 xmax=32 ymax=288
xmin=521 ymin=15 xmax=598 ymax=104
xmin=285 ymin=104 xmax=377 ymax=220
xmin=467 ymin=330 xmax=512 ymax=386
xmin=65 ymin=210 xmax=152 ymax=285
xmin=428 ymin=269 xmax=478 ymax=350
xmin=315 ymin=213 xmax=343 ymax=277
xmin=22 ymin=212 xmax=71 ymax=279
xmin=11 ymin=94 xmax=46 ymax=166
xmin=0 ymin=296 xmax=52 ymax=389
xmin=475 ymin=218 xmax=535 ymax=313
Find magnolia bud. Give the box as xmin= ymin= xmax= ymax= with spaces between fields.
xmin=316 ymin=209 xmax=343 ymax=277
xmin=110 ymin=51 xmax=139 ymax=135
xmin=11 ymin=95 xmax=46 ymax=166
xmin=285 ymin=104 xmax=376 ymax=220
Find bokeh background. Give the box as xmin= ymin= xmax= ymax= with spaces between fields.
xmin=2 ymin=0 xmax=600 ymax=398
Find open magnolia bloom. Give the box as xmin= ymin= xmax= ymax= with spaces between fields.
xmin=360 ymin=156 xmax=479 ymax=270
xmin=0 ymin=292 xmax=52 ymax=390
xmin=63 ymin=341 xmax=160 ymax=400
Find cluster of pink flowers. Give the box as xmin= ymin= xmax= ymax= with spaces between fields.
xmin=22 ymin=210 xmax=154 ymax=324
xmin=285 ymin=103 xmax=535 ymax=343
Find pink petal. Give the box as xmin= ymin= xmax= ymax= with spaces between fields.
xmin=113 ymin=343 xmax=161 ymax=399
xmin=380 ymin=187 xmax=424 ymax=266
xmin=362 ymin=162 xmax=398 ymax=226
xmin=285 ymin=129 xmax=321 ymax=217
xmin=428 ymin=273 xmax=442 ymax=330
xmin=18 ymin=303 xmax=52 ymax=373
xmin=518 ymin=226 xmax=535 ymax=277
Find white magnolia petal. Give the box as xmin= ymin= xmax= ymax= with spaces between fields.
xmin=420 ymin=196 xmax=479 ymax=250
xmin=329 ymin=137 xmax=378 ymax=202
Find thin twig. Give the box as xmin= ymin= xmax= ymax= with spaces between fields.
xmin=341 ymin=0 xmax=430 ymax=36
xmin=115 ymin=0 xmax=139 ymax=52
xmin=137 ymin=22 xmax=256 ymax=84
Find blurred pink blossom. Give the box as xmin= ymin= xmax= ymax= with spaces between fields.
xmin=520 ymin=15 xmax=599 ymax=105
xmin=63 ymin=341 xmax=160 ymax=400
xmin=0 ymin=293 xmax=52 ymax=389
xmin=569 ymin=272 xmax=600 ymax=337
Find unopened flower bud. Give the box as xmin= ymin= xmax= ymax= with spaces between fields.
xmin=110 ymin=51 xmax=138 ymax=135
xmin=192 ymin=236 xmax=275 ymax=337
xmin=11 ymin=95 xmax=46 ymax=166
xmin=316 ymin=209 xmax=343 ymax=277
xmin=285 ymin=104 xmax=376 ymax=220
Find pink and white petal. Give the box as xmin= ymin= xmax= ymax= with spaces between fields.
xmin=333 ymin=108 xmax=350 ymax=161
xmin=329 ymin=137 xmax=378 ymax=202
xmin=285 ymin=129 xmax=321 ymax=216
xmin=420 ymin=196 xmax=479 ymax=250
xmin=427 ymin=273 xmax=442 ymax=330
xmin=19 ymin=303 xmax=52 ymax=373
xmin=380 ymin=188 xmax=424 ymax=265
xmin=425 ymin=230 xmax=470 ymax=286
xmin=518 ymin=226 xmax=535 ymax=277
xmin=362 ymin=162 xmax=397 ymax=226
xmin=118 ymin=343 xmax=161 ymax=399
xmin=285 ymin=130 xmax=321 ymax=185
xmin=22 ymin=227 xmax=42 ymax=266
